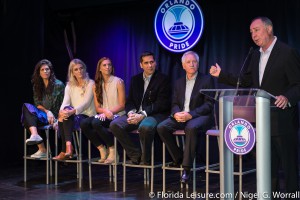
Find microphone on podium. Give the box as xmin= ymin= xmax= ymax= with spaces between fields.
xmin=236 ymin=47 xmax=254 ymax=90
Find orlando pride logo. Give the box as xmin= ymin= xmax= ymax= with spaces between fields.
xmin=154 ymin=0 xmax=204 ymax=53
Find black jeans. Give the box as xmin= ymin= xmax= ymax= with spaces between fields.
xmin=80 ymin=116 xmax=114 ymax=148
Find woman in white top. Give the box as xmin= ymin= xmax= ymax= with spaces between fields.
xmin=80 ymin=57 xmax=125 ymax=164
xmin=53 ymin=58 xmax=96 ymax=160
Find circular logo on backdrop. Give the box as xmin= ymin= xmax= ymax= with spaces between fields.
xmin=154 ymin=0 xmax=204 ymax=53
xmin=224 ymin=118 xmax=256 ymax=155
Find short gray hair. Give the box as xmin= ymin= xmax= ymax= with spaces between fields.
xmin=181 ymin=51 xmax=199 ymax=63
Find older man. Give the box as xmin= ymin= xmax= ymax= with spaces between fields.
xmin=157 ymin=50 xmax=215 ymax=183
xmin=210 ymin=16 xmax=300 ymax=195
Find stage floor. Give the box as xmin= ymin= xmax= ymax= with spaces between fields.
xmin=0 ymin=159 xmax=265 ymax=200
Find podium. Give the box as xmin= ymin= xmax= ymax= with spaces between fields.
xmin=200 ymin=88 xmax=276 ymax=200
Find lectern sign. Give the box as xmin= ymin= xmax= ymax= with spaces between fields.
xmin=224 ymin=118 xmax=256 ymax=155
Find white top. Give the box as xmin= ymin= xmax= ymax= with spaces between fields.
xmin=60 ymin=79 xmax=96 ymax=116
xmin=259 ymin=36 xmax=277 ymax=85
xmin=102 ymin=76 xmax=125 ymax=116
xmin=183 ymin=72 xmax=197 ymax=112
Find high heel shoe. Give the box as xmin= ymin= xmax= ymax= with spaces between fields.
xmin=53 ymin=152 xmax=66 ymax=160
xmin=65 ymin=144 xmax=74 ymax=159
xmin=98 ymin=146 xmax=108 ymax=163
xmin=104 ymin=147 xmax=119 ymax=164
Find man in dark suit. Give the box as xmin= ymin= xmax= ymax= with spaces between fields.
xmin=157 ymin=51 xmax=215 ymax=183
xmin=110 ymin=51 xmax=171 ymax=165
xmin=210 ymin=16 xmax=300 ymax=195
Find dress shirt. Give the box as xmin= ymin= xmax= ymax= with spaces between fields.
xmin=183 ymin=72 xmax=198 ymax=112
xmin=259 ymin=36 xmax=277 ymax=85
xmin=137 ymin=73 xmax=153 ymax=116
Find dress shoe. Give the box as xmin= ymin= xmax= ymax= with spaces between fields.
xmin=140 ymin=156 xmax=151 ymax=166
xmin=180 ymin=169 xmax=191 ymax=184
xmin=130 ymin=157 xmax=141 ymax=165
xmin=140 ymin=161 xmax=151 ymax=166
xmin=167 ymin=157 xmax=182 ymax=168
xmin=168 ymin=161 xmax=180 ymax=168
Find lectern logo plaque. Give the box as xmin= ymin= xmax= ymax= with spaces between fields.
xmin=224 ymin=118 xmax=256 ymax=155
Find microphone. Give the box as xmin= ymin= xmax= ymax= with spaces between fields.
xmin=236 ymin=47 xmax=254 ymax=90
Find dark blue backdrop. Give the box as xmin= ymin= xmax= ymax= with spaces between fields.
xmin=1 ymin=0 xmax=299 ymax=168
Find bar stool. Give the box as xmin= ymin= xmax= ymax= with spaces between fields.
xmin=24 ymin=125 xmax=54 ymax=184
xmin=162 ymin=130 xmax=206 ymax=194
xmin=88 ymin=135 xmax=120 ymax=191
xmin=54 ymin=129 xmax=88 ymax=188
xmin=122 ymin=130 xmax=162 ymax=193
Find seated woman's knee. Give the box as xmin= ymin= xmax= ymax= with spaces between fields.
xmin=80 ymin=118 xmax=89 ymax=130
xmin=91 ymin=118 xmax=102 ymax=129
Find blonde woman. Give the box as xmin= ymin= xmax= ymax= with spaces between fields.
xmin=53 ymin=58 xmax=96 ymax=160
xmin=80 ymin=57 xmax=125 ymax=163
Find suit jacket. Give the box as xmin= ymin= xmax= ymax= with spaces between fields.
xmin=126 ymin=70 xmax=171 ymax=121
xmin=171 ymin=73 xmax=215 ymax=119
xmin=219 ymin=40 xmax=300 ymax=136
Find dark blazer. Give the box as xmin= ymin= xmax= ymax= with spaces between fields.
xmin=126 ymin=70 xmax=171 ymax=121
xmin=219 ymin=40 xmax=300 ymax=136
xmin=171 ymin=73 xmax=215 ymax=119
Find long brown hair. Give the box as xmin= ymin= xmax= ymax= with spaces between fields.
xmin=31 ymin=59 xmax=56 ymax=101
xmin=94 ymin=57 xmax=115 ymax=105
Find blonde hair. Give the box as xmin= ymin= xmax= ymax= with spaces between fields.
xmin=67 ymin=58 xmax=90 ymax=87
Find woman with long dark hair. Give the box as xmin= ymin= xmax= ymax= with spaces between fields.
xmin=21 ymin=59 xmax=65 ymax=158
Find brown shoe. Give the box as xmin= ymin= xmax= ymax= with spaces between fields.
xmin=53 ymin=152 xmax=66 ymax=160
xmin=65 ymin=144 xmax=74 ymax=159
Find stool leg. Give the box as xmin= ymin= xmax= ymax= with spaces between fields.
xmin=162 ymin=142 xmax=166 ymax=193
xmin=143 ymin=168 xmax=147 ymax=184
xmin=78 ymin=130 xmax=82 ymax=188
xmin=24 ymin=128 xmax=27 ymax=183
xmin=55 ymin=129 xmax=58 ymax=186
xmin=206 ymin=134 xmax=210 ymax=199
xmin=123 ymin=149 xmax=126 ymax=192
xmin=49 ymin=131 xmax=53 ymax=178
xmin=88 ymin=140 xmax=92 ymax=189
xmin=114 ymin=137 xmax=117 ymax=191
xmin=109 ymin=164 xmax=112 ymax=182
xmin=193 ymin=158 xmax=196 ymax=193
xmin=46 ymin=129 xmax=49 ymax=184
xmin=177 ymin=136 xmax=183 ymax=189
xmin=139 ymin=140 xmax=147 ymax=185
xmin=150 ymin=141 xmax=154 ymax=193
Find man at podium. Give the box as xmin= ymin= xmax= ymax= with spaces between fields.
xmin=209 ymin=16 xmax=300 ymax=196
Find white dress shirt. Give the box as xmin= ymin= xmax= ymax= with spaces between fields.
xmin=183 ymin=72 xmax=197 ymax=112
xmin=259 ymin=36 xmax=277 ymax=85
